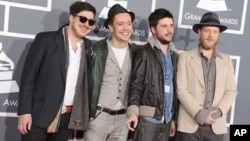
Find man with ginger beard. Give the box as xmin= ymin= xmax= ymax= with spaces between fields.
xmin=17 ymin=1 xmax=96 ymax=141
xmin=176 ymin=12 xmax=238 ymax=141
xmin=83 ymin=4 xmax=138 ymax=141
xmin=125 ymin=8 xmax=179 ymax=141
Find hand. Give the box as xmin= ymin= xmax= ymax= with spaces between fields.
xmin=204 ymin=110 xmax=217 ymax=125
xmin=169 ymin=120 xmax=176 ymax=137
xmin=125 ymin=114 xmax=138 ymax=131
xmin=18 ymin=114 xmax=32 ymax=135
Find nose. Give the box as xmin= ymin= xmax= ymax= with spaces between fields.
xmin=123 ymin=24 xmax=129 ymax=30
xmin=124 ymin=23 xmax=132 ymax=30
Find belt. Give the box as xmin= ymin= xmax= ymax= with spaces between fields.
xmin=97 ymin=106 xmax=126 ymax=115
xmin=61 ymin=106 xmax=73 ymax=114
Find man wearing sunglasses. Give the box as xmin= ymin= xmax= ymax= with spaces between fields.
xmin=17 ymin=1 xmax=96 ymax=141
xmin=83 ymin=4 xmax=138 ymax=141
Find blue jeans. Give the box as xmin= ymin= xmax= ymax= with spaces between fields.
xmin=132 ymin=117 xmax=171 ymax=141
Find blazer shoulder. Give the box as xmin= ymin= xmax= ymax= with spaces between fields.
xmin=134 ymin=43 xmax=152 ymax=57
xmin=36 ymin=31 xmax=57 ymax=38
xmin=84 ymin=37 xmax=92 ymax=47
xmin=32 ymin=31 xmax=59 ymax=45
xmin=180 ymin=47 xmax=199 ymax=57
xmin=30 ymin=31 xmax=58 ymax=48
xmin=219 ymin=52 xmax=231 ymax=59
xmin=84 ymin=37 xmax=91 ymax=43
xmin=92 ymin=38 xmax=107 ymax=51
xmin=217 ymin=52 xmax=233 ymax=65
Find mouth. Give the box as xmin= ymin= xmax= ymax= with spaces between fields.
xmin=165 ymin=32 xmax=172 ymax=37
xmin=121 ymin=32 xmax=130 ymax=35
xmin=80 ymin=25 xmax=90 ymax=32
xmin=207 ymin=39 xmax=214 ymax=42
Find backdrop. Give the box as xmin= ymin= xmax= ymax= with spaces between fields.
xmin=0 ymin=0 xmax=249 ymax=141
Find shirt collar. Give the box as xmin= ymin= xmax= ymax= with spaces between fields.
xmin=68 ymin=38 xmax=83 ymax=54
xmin=154 ymin=40 xmax=173 ymax=53
xmin=199 ymin=46 xmax=222 ymax=59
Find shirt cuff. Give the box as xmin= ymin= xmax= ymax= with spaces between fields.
xmin=195 ymin=109 xmax=210 ymax=125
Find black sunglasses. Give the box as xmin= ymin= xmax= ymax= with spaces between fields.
xmin=75 ymin=15 xmax=95 ymax=26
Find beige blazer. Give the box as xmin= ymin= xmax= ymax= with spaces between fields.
xmin=176 ymin=47 xmax=237 ymax=134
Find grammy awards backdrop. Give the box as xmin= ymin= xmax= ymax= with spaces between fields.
xmin=0 ymin=0 xmax=249 ymax=140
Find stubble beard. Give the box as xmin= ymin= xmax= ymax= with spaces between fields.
xmin=199 ymin=39 xmax=218 ymax=50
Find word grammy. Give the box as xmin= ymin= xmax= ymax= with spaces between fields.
xmin=184 ymin=13 xmax=239 ymax=25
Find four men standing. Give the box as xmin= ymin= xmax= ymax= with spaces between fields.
xmin=17 ymin=1 xmax=237 ymax=141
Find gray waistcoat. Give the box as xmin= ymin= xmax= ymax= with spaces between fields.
xmin=98 ymin=43 xmax=131 ymax=109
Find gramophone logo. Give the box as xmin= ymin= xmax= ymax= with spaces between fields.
xmin=196 ymin=0 xmax=228 ymax=11
xmin=0 ymin=42 xmax=19 ymax=94
xmin=99 ymin=0 xmax=128 ymax=19
xmin=178 ymin=0 xmax=248 ymax=34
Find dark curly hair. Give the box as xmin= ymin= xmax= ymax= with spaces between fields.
xmin=70 ymin=1 xmax=96 ymax=16
xmin=148 ymin=8 xmax=174 ymax=28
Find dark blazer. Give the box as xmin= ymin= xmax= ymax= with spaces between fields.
xmin=17 ymin=25 xmax=92 ymax=129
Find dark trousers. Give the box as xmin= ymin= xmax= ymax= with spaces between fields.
xmin=132 ymin=118 xmax=171 ymax=141
xmin=21 ymin=113 xmax=72 ymax=141
xmin=177 ymin=125 xmax=224 ymax=141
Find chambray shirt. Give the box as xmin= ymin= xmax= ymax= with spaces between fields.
xmin=143 ymin=41 xmax=173 ymax=123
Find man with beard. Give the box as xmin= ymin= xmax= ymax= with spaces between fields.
xmin=125 ymin=8 xmax=179 ymax=141
xmin=176 ymin=12 xmax=237 ymax=141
